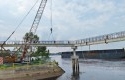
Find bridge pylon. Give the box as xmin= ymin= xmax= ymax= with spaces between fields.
xmin=71 ymin=46 xmax=79 ymax=75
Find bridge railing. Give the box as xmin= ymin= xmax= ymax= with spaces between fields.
xmin=1 ymin=31 xmax=125 ymax=47
xmin=74 ymin=31 xmax=125 ymax=45
xmin=0 ymin=40 xmax=75 ymax=45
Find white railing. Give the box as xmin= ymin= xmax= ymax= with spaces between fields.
xmin=0 ymin=31 xmax=125 ymax=47
xmin=74 ymin=31 xmax=125 ymax=45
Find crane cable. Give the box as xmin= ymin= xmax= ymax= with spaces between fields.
xmin=48 ymin=0 xmax=55 ymax=41
xmin=51 ymin=0 xmax=53 ymax=29
xmin=1 ymin=0 xmax=39 ymax=47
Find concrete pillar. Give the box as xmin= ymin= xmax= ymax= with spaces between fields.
xmin=71 ymin=46 xmax=79 ymax=75
xmin=72 ymin=46 xmax=77 ymax=56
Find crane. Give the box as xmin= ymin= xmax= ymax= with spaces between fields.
xmin=20 ymin=0 xmax=47 ymax=62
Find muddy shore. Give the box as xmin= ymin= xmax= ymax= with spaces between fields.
xmin=0 ymin=63 xmax=65 ymax=80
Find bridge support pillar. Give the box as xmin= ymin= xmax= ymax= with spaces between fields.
xmin=71 ymin=46 xmax=79 ymax=75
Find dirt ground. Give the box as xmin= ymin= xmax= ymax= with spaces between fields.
xmin=0 ymin=64 xmax=65 ymax=80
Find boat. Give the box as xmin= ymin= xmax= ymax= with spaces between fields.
xmin=61 ymin=49 xmax=125 ymax=59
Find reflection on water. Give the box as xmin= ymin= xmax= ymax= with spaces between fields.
xmin=50 ymin=55 xmax=125 ymax=80
xmin=71 ymin=72 xmax=80 ymax=80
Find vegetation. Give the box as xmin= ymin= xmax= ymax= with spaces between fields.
xmin=31 ymin=46 xmax=50 ymax=64
xmin=0 ymin=64 xmax=8 ymax=69
xmin=23 ymin=32 xmax=39 ymax=43
xmin=31 ymin=46 xmax=49 ymax=58
xmin=0 ymin=49 xmax=11 ymax=57
xmin=23 ymin=32 xmax=50 ymax=64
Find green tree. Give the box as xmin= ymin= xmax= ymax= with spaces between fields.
xmin=22 ymin=32 xmax=39 ymax=62
xmin=23 ymin=32 xmax=49 ymax=62
xmin=31 ymin=46 xmax=49 ymax=58
xmin=23 ymin=32 xmax=39 ymax=43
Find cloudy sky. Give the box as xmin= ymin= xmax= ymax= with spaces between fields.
xmin=0 ymin=0 xmax=125 ymax=53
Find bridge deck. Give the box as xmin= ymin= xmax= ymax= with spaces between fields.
xmin=0 ymin=31 xmax=125 ymax=47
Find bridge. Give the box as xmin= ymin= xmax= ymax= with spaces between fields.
xmin=1 ymin=30 xmax=125 ymax=74
xmin=0 ymin=30 xmax=125 ymax=47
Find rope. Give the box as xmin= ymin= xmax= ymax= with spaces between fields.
xmin=1 ymin=0 xmax=39 ymax=47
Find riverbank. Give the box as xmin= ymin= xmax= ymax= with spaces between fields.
xmin=0 ymin=62 xmax=65 ymax=80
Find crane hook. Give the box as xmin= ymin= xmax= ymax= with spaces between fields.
xmin=50 ymin=28 xmax=53 ymax=34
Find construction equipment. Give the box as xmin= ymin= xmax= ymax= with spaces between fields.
xmin=0 ymin=50 xmax=17 ymax=63
xmin=20 ymin=0 xmax=47 ymax=62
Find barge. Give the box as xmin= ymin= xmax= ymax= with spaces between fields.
xmin=61 ymin=49 xmax=125 ymax=59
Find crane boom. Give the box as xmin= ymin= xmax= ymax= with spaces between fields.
xmin=21 ymin=0 xmax=47 ymax=61
xmin=30 ymin=0 xmax=47 ymax=34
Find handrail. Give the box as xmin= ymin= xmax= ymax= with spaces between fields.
xmin=0 ymin=31 xmax=125 ymax=47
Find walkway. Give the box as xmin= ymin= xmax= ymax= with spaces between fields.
xmin=0 ymin=31 xmax=125 ymax=47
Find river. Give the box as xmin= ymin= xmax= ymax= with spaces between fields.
xmin=50 ymin=55 xmax=125 ymax=80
